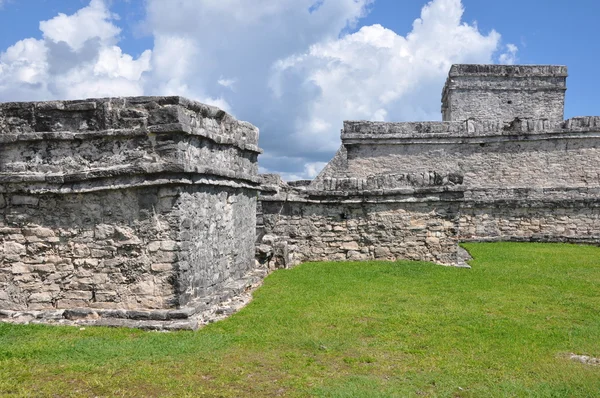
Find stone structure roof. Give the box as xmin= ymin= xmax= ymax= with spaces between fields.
xmin=441 ymin=64 xmax=567 ymax=122
xmin=311 ymin=64 xmax=591 ymax=192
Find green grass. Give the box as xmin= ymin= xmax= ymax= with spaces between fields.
xmin=1 ymin=242 xmax=600 ymax=397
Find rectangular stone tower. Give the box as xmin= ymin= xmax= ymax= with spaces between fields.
xmin=441 ymin=64 xmax=567 ymax=122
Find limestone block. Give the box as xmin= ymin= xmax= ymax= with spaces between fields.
xmin=23 ymin=227 xmax=56 ymax=238
xmin=95 ymin=224 xmax=115 ymax=240
xmin=160 ymin=241 xmax=178 ymax=251
xmin=374 ymin=247 xmax=391 ymax=259
xmin=341 ymin=242 xmax=360 ymax=251
xmin=11 ymin=196 xmax=39 ymax=206
xmin=347 ymin=251 xmax=369 ymax=261
xmin=11 ymin=263 xmax=31 ymax=274
xmin=29 ymin=292 xmax=53 ymax=303
xmin=151 ymin=263 xmax=173 ymax=272
xmin=4 ymin=242 xmax=26 ymax=256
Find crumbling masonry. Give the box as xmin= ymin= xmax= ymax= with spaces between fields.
xmin=2 ymin=65 xmax=600 ymax=329
xmin=0 ymin=97 xmax=263 ymax=329
xmin=257 ymin=65 xmax=600 ymax=267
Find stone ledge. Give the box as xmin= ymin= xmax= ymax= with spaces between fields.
xmin=448 ymin=64 xmax=568 ymax=78
xmin=342 ymin=131 xmax=600 ymax=145
xmin=0 ymin=96 xmax=262 ymax=152
xmin=459 ymin=235 xmax=600 ymax=245
xmin=0 ymin=167 xmax=261 ymax=194
xmin=311 ymin=172 xmax=464 ymax=192
xmin=464 ymin=186 xmax=600 ymax=203
xmin=0 ymin=266 xmax=269 ymax=331
xmin=260 ymin=188 xmax=465 ymax=204
xmin=0 ymin=126 xmax=262 ymax=154
xmin=342 ymin=118 xmax=600 ymax=142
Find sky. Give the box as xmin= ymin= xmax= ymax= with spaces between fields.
xmin=0 ymin=0 xmax=598 ymax=180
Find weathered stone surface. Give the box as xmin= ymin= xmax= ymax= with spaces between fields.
xmin=259 ymin=64 xmax=600 ymax=269
xmin=569 ymin=354 xmax=600 ymax=366
xmin=3 ymin=65 xmax=600 ymax=330
xmin=258 ymin=178 xmax=463 ymax=267
xmin=0 ymin=266 xmax=268 ymax=330
xmin=442 ymin=64 xmax=567 ymax=122
xmin=0 ymin=96 xmax=263 ymax=330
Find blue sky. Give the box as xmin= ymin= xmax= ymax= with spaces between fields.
xmin=0 ymin=0 xmax=598 ymax=179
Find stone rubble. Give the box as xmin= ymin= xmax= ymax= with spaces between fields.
xmin=569 ymin=354 xmax=600 ymax=366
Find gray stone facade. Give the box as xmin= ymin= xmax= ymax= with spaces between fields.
xmin=0 ymin=97 xmax=263 ymax=330
xmin=2 ymin=64 xmax=599 ymax=330
xmin=258 ymin=64 xmax=600 ymax=269
xmin=441 ymin=64 xmax=567 ymax=122
xmin=258 ymin=175 xmax=463 ymax=268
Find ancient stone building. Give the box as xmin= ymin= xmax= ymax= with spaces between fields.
xmin=0 ymin=97 xmax=263 ymax=329
xmin=258 ymin=65 xmax=600 ymax=268
xmin=2 ymin=64 xmax=600 ymax=329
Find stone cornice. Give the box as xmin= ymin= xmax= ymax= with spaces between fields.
xmin=342 ymin=117 xmax=600 ymax=144
xmin=0 ymin=97 xmax=262 ymax=154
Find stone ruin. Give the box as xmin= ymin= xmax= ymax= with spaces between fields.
xmin=0 ymin=97 xmax=263 ymax=329
xmin=257 ymin=65 xmax=600 ymax=266
xmin=2 ymin=64 xmax=600 ymax=329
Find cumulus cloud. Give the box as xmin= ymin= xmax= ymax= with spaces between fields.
xmin=142 ymin=0 xmax=373 ymax=118
xmin=217 ymin=78 xmax=237 ymax=90
xmin=499 ymin=43 xmax=519 ymax=65
xmin=0 ymin=0 xmax=515 ymax=179
xmin=259 ymin=158 xmax=329 ymax=181
xmin=269 ymin=0 xmax=501 ymax=157
xmin=39 ymin=0 xmax=120 ymax=51
xmin=142 ymin=0 xmax=506 ymax=177
xmin=0 ymin=0 xmax=150 ymax=101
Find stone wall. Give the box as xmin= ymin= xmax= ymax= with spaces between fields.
xmin=459 ymin=187 xmax=600 ymax=243
xmin=258 ymin=181 xmax=600 ymax=270
xmin=441 ymin=64 xmax=567 ymax=122
xmin=0 ymin=96 xmax=262 ymax=330
xmin=297 ymin=67 xmax=600 ymax=268
xmin=334 ymin=118 xmax=600 ymax=188
xmin=258 ymin=176 xmax=464 ymax=268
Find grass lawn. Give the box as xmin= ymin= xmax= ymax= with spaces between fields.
xmin=1 ymin=242 xmax=600 ymax=397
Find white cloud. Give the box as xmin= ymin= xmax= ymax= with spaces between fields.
xmin=499 ymin=43 xmax=518 ymax=65
xmin=305 ymin=161 xmax=329 ymax=178
xmin=270 ymin=0 xmax=501 ymax=156
xmin=217 ymin=78 xmax=236 ymax=90
xmin=142 ymin=0 xmax=372 ymax=110
xmin=260 ymin=159 xmax=328 ymax=181
xmin=0 ymin=0 xmax=514 ymax=179
xmin=0 ymin=38 xmax=47 ymax=85
xmin=39 ymin=0 xmax=120 ymax=51
xmin=0 ymin=0 xmax=150 ymax=102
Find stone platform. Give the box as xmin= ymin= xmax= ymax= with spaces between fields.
xmin=0 ymin=96 xmax=263 ymax=330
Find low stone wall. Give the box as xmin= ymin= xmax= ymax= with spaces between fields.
xmin=0 ymin=96 xmax=262 ymax=330
xmin=258 ymin=179 xmax=600 ymax=269
xmin=257 ymin=176 xmax=464 ymax=268
xmin=459 ymin=187 xmax=600 ymax=243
